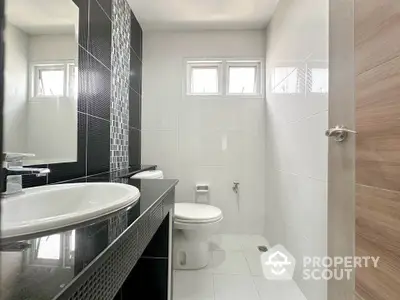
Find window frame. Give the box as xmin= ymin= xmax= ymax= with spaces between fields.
xmin=185 ymin=58 xmax=264 ymax=98
xmin=186 ymin=61 xmax=223 ymax=96
xmin=28 ymin=231 xmax=75 ymax=268
xmin=30 ymin=60 xmax=76 ymax=99
xmin=225 ymin=61 xmax=262 ymax=97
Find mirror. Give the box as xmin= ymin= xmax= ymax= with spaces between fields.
xmin=3 ymin=0 xmax=79 ymax=165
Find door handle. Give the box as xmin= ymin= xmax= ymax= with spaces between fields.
xmin=325 ymin=125 xmax=357 ymax=142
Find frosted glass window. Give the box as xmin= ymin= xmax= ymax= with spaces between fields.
xmin=37 ymin=69 xmax=64 ymax=96
xmin=191 ymin=67 xmax=219 ymax=94
xmin=228 ymin=67 xmax=256 ymax=94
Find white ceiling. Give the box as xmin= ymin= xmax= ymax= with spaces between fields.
xmin=6 ymin=0 xmax=78 ymax=35
xmin=127 ymin=0 xmax=279 ymax=30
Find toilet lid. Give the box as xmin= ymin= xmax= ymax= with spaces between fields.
xmin=131 ymin=170 xmax=163 ymax=179
xmin=175 ymin=203 xmax=222 ymax=223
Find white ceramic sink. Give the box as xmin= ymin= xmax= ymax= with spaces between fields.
xmin=1 ymin=183 xmax=140 ymax=239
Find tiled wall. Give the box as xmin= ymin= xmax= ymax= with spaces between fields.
xmin=0 ymin=0 xmax=4 ymax=192
xmin=128 ymin=10 xmax=142 ymax=166
xmin=355 ymin=0 xmax=400 ymax=299
xmin=264 ymin=0 xmax=328 ymax=299
xmin=14 ymin=0 xmax=143 ymax=188
xmin=142 ymin=31 xmax=266 ymax=235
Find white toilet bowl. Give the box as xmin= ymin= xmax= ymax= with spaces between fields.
xmin=132 ymin=170 xmax=223 ymax=270
xmin=173 ymin=203 xmax=223 ymax=270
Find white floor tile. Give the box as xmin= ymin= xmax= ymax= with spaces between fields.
xmin=174 ymin=299 xmax=214 ymax=300
xmin=211 ymin=251 xmax=250 ymax=275
xmin=173 ymin=271 xmax=215 ymax=300
xmin=210 ymin=234 xmax=243 ymax=251
xmin=243 ymin=250 xmax=263 ymax=276
xmin=239 ymin=235 xmax=269 ymax=251
xmin=253 ymin=277 xmax=307 ymax=300
xmin=173 ymin=235 xmax=276 ymax=300
xmin=214 ymin=274 xmax=260 ymax=300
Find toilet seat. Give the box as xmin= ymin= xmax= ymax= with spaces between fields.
xmin=174 ymin=203 xmax=223 ymax=224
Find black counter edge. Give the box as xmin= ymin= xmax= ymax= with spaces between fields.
xmin=52 ymin=179 xmax=177 ymax=300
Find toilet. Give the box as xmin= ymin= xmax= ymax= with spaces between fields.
xmin=174 ymin=203 xmax=222 ymax=269
xmin=131 ymin=170 xmax=223 ymax=270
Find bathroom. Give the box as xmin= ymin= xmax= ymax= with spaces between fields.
xmin=0 ymin=0 xmax=399 ymax=300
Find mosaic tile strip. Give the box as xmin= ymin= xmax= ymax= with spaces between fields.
xmin=110 ymin=0 xmax=131 ymax=171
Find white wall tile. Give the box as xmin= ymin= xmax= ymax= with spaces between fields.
xmin=141 ymin=129 xmax=179 ymax=178
xmin=265 ymin=87 xmax=328 ymax=125
xmin=175 ymin=165 xmax=229 ymax=204
xmin=264 ymin=170 xmax=327 ymax=253
xmin=264 ymin=0 xmax=329 ymax=299
xmin=178 ymin=128 xmax=229 ymax=167
xmin=178 ymin=98 xmax=265 ymax=134
xmin=142 ymin=96 xmax=179 ymax=131
xmin=301 ymin=111 xmax=328 ymax=181
xmin=143 ymin=31 xmax=267 ymax=235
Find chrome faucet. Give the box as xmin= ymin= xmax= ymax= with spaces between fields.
xmin=2 ymin=153 xmax=51 ymax=195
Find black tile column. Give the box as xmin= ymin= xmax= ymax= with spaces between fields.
xmin=129 ymin=12 xmax=142 ymax=167
xmin=88 ymin=0 xmax=112 ymax=69
xmin=87 ymin=116 xmax=110 ymax=175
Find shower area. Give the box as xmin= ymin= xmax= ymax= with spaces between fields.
xmin=140 ymin=0 xmax=354 ymax=299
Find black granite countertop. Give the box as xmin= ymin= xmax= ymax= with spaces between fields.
xmin=56 ymin=164 xmax=158 ymax=183
xmin=0 ymin=166 xmax=178 ymax=300
xmin=103 ymin=164 xmax=157 ymax=179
